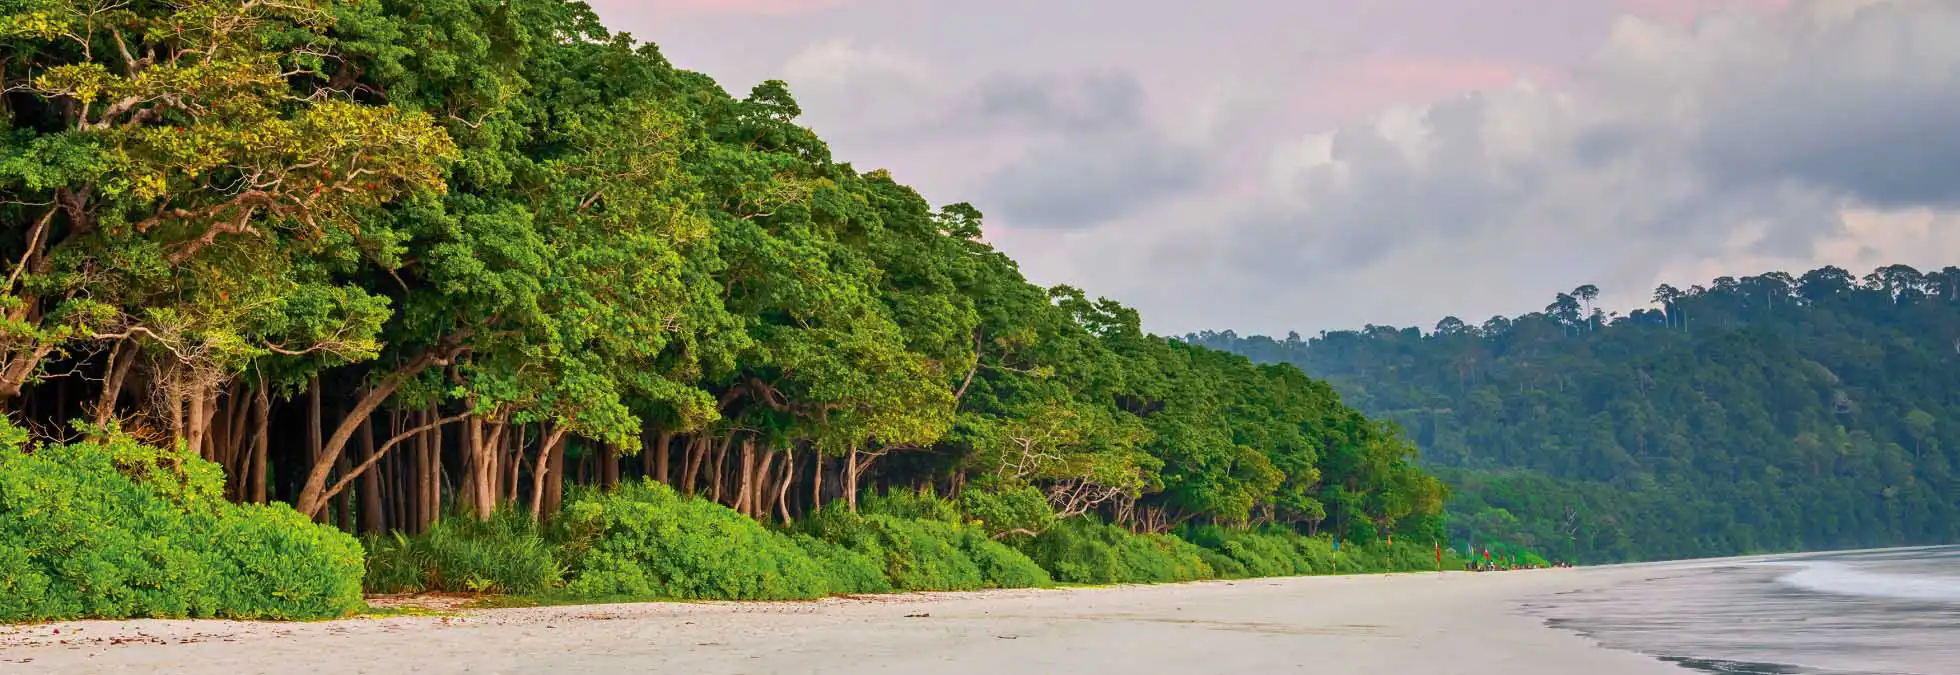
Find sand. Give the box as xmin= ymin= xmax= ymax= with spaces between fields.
xmin=0 ymin=566 xmax=1685 ymax=674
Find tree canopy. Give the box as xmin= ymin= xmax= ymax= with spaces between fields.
xmin=1192 ymin=264 xmax=1960 ymax=562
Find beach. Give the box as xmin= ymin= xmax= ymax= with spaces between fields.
xmin=0 ymin=566 xmax=1682 ymax=675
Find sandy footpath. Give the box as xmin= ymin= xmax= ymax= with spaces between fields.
xmin=0 ymin=567 xmax=1683 ymax=675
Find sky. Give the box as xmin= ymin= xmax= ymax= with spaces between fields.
xmin=587 ymin=0 xmax=1960 ymax=337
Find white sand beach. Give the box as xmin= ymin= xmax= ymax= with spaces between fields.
xmin=0 ymin=567 xmax=1683 ymax=675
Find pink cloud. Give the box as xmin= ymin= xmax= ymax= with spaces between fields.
xmin=1298 ymin=55 xmax=1559 ymax=123
xmin=1619 ymin=0 xmax=1789 ymax=24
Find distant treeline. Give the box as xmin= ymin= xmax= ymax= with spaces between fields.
xmin=1192 ymin=264 xmax=1960 ymax=562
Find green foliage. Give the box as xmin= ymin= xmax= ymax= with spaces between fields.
xmin=1014 ymin=518 xmax=1214 ymax=585
xmin=1194 ymin=263 xmax=1960 ymax=563
xmin=958 ymin=484 xmax=1057 ymax=538
xmin=788 ymin=534 xmax=892 ymax=595
xmin=363 ymin=509 xmax=562 ymax=596
xmin=859 ymin=487 xmax=964 ymax=524
xmin=1181 ymin=526 xmax=1306 ymax=577
xmin=800 ymin=505 xmax=1050 ymax=591
xmin=957 ymin=527 xmax=1053 ymax=589
xmin=1179 ymin=526 xmax=1451 ymax=577
xmin=0 ymin=423 xmax=363 ymax=621
xmin=551 ymin=481 xmax=829 ymax=601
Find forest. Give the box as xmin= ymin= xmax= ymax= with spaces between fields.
xmin=0 ymin=0 xmax=1454 ymax=621
xmin=1191 ymin=264 xmax=1960 ymax=563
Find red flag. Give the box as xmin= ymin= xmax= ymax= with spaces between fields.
xmin=1434 ymin=541 xmax=1442 ymax=566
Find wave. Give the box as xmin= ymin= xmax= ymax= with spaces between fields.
xmin=1775 ymin=561 xmax=1960 ymax=603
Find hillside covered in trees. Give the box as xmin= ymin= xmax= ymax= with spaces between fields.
xmin=1190 ymin=264 xmax=1960 ymax=563
xmin=0 ymin=0 xmax=1454 ymax=619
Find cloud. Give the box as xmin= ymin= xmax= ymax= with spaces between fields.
xmin=778 ymin=41 xmax=1220 ymax=230
xmin=1686 ymin=1 xmax=1960 ymax=207
xmin=1619 ymin=0 xmax=1791 ymax=23
xmin=603 ymin=0 xmax=1954 ymax=335
xmin=952 ymin=71 xmax=1147 ymax=134
xmin=975 ymin=130 xmax=1213 ymax=228
xmin=1160 ymin=0 xmax=1960 ymax=333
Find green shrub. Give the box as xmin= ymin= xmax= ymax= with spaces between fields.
xmin=1176 ymin=526 xmax=1454 ymax=577
xmin=364 ymin=509 xmax=563 ymax=595
xmin=956 ymin=527 xmax=1052 ymax=589
xmin=1015 ymin=518 xmax=1213 ymax=585
xmin=802 ymin=505 xmax=1048 ymax=591
xmin=859 ymin=487 xmax=963 ymax=523
xmin=790 ymin=534 xmax=892 ymax=595
xmin=859 ymin=515 xmax=985 ymax=591
xmin=551 ymin=480 xmax=828 ymax=600
xmin=0 ymin=422 xmax=364 ymax=621
xmin=1193 ymin=546 xmax=1248 ymax=579
xmin=1182 ymin=526 xmax=1314 ymax=577
xmin=958 ymin=484 xmax=1055 ymax=537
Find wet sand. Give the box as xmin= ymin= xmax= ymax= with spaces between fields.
xmin=0 ymin=567 xmax=1683 ymax=674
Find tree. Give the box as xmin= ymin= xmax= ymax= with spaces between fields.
xmin=1200 ymin=264 xmax=1960 ymax=562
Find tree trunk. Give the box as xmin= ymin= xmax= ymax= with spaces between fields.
xmin=543 ymin=432 xmax=566 ymax=517
xmin=462 ymin=414 xmax=485 ymax=519
xmin=335 ymin=441 xmax=354 ymax=532
xmin=92 ymin=339 xmax=136 ymax=429
xmin=425 ymin=405 xmax=442 ymax=530
xmin=709 ymin=433 xmax=733 ymax=504
xmin=293 ymin=347 xmax=453 ymax=519
xmin=357 ymin=411 xmax=384 ymax=534
xmin=249 ymin=384 xmax=269 ymax=504
xmin=846 ymin=444 xmax=860 ymax=513
xmin=682 ymin=435 xmax=706 ymax=494
xmin=735 ymin=438 xmax=756 ymax=517
xmin=601 ymin=442 xmax=619 ymax=491
xmin=530 ymin=423 xmax=569 ymax=521
xmin=186 ymin=380 xmax=214 ymax=461
xmin=776 ymin=449 xmax=795 ymax=525
xmin=505 ymin=423 xmax=521 ymax=505
xmin=811 ymin=453 xmax=824 ymax=513
xmin=222 ymin=382 xmax=250 ymax=488
xmin=653 ymin=430 xmax=672 ymax=484
xmin=750 ymin=447 xmax=776 ymax=519
xmin=302 ymin=375 xmax=326 ymax=521
xmin=640 ymin=428 xmax=655 ymax=480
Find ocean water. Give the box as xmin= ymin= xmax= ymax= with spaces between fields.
xmin=1524 ymin=546 xmax=1960 ymax=675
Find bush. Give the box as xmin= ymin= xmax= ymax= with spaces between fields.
xmin=859 ymin=487 xmax=963 ymax=523
xmin=957 ymin=527 xmax=1052 ymax=589
xmin=551 ymin=480 xmax=829 ymax=601
xmin=802 ymin=505 xmax=1049 ymax=591
xmin=1168 ymin=525 xmax=1309 ymax=576
xmin=856 ymin=515 xmax=985 ymax=591
xmin=958 ymin=484 xmax=1055 ymax=537
xmin=0 ymin=422 xmax=364 ymax=621
xmin=1015 ymin=518 xmax=1214 ymax=585
xmin=1178 ymin=526 xmax=1453 ymax=577
xmin=789 ymin=534 xmax=892 ymax=595
xmin=364 ymin=509 xmax=563 ymax=595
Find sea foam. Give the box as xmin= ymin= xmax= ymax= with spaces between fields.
xmin=1776 ymin=561 xmax=1960 ymax=603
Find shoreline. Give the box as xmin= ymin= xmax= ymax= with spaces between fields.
xmin=1 ymin=567 xmax=1685 ymax=674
